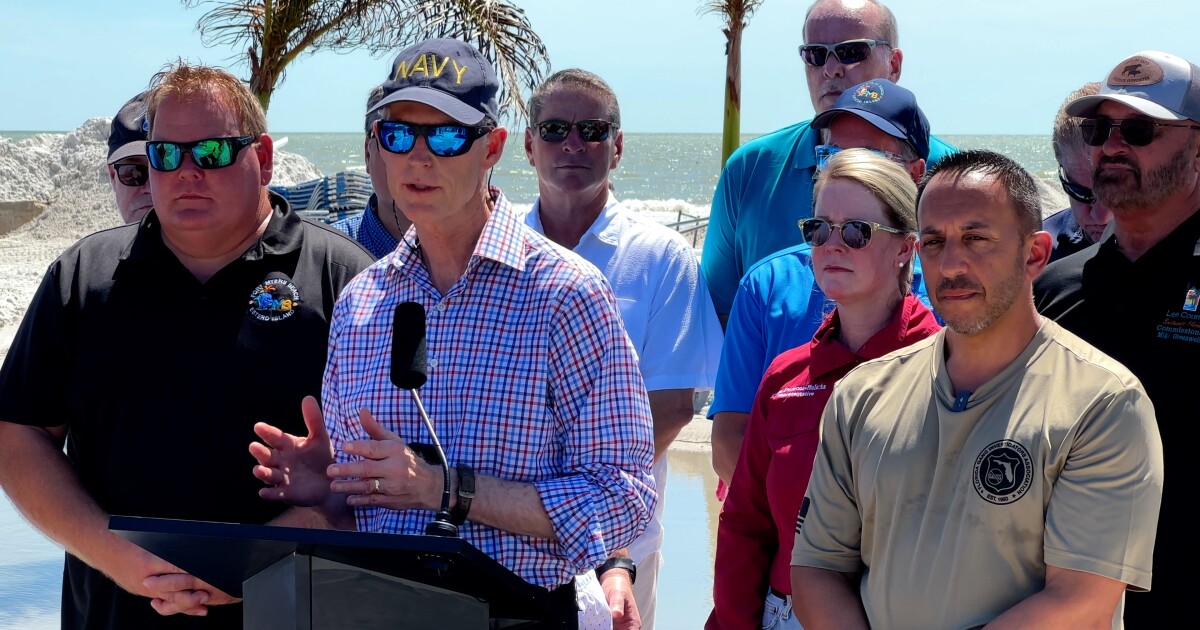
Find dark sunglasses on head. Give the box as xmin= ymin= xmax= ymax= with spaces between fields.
xmin=374 ymin=120 xmax=492 ymax=158
xmin=1080 ymin=117 xmax=1200 ymax=147
xmin=114 ymin=162 xmax=148 ymax=187
xmin=799 ymin=39 xmax=889 ymax=67
xmin=146 ymin=136 xmax=255 ymax=171
xmin=1057 ymin=167 xmax=1095 ymax=205
xmin=798 ymin=217 xmax=907 ymax=249
xmin=536 ymin=119 xmax=617 ymax=143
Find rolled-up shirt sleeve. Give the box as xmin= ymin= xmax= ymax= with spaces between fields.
xmin=536 ymin=274 xmax=657 ymax=573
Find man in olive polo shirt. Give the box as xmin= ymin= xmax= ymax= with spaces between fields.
xmin=0 ymin=62 xmax=373 ymax=629
xmin=793 ymin=150 xmax=1162 ymax=629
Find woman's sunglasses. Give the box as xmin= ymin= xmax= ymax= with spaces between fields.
xmin=798 ymin=39 xmax=889 ymax=67
xmin=535 ymin=119 xmax=617 ymax=143
xmin=146 ymin=136 xmax=255 ymax=171
xmin=1080 ymin=117 xmax=1200 ymax=147
xmin=1057 ymin=167 xmax=1095 ymax=205
xmin=375 ymin=120 xmax=492 ymax=158
xmin=114 ymin=162 xmax=148 ymax=187
xmin=798 ymin=218 xmax=908 ymax=249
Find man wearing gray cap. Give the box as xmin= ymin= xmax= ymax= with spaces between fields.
xmin=106 ymin=91 xmax=153 ymax=223
xmin=1036 ymin=50 xmax=1200 ymax=626
xmin=251 ymin=38 xmax=656 ymax=628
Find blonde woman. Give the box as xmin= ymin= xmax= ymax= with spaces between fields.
xmin=709 ymin=149 xmax=941 ymax=629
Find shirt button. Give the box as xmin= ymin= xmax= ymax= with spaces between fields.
xmin=436 ymin=300 xmax=448 ymax=312
xmin=428 ymin=358 xmax=439 ymax=368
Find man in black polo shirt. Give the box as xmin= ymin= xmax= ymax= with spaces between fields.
xmin=1034 ymin=49 xmax=1200 ymax=627
xmin=0 ymin=63 xmax=372 ymax=628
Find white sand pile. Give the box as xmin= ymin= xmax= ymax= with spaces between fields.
xmin=0 ymin=120 xmax=323 ymax=354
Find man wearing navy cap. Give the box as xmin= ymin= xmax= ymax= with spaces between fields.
xmin=711 ymin=79 xmax=936 ymax=487
xmin=106 ymin=91 xmax=154 ymax=223
xmin=1036 ymin=50 xmax=1200 ymax=626
xmin=252 ymin=39 xmax=656 ymax=628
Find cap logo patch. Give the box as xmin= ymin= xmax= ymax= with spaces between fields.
xmin=972 ymin=439 xmax=1033 ymax=505
xmin=393 ymin=53 xmax=469 ymax=85
xmin=1108 ymin=56 xmax=1164 ymax=87
xmin=852 ymin=82 xmax=884 ymax=104
xmin=248 ymin=278 xmax=301 ymax=322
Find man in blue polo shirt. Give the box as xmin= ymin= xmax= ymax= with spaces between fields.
xmin=710 ymin=78 xmax=939 ymax=486
xmin=700 ymin=0 xmax=956 ymax=324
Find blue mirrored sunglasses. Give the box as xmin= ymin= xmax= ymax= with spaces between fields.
xmin=374 ymin=120 xmax=493 ymax=158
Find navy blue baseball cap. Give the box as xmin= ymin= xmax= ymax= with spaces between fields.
xmin=373 ymin=38 xmax=499 ymax=125
xmin=812 ymin=79 xmax=931 ymax=160
xmin=107 ymin=91 xmax=149 ymax=164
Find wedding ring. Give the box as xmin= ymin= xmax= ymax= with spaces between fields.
xmin=369 ymin=478 xmax=381 ymax=495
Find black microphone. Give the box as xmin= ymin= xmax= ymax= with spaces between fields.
xmin=391 ymin=301 xmax=458 ymax=538
xmin=391 ymin=301 xmax=428 ymax=389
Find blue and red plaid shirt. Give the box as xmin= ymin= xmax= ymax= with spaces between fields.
xmin=323 ymin=190 xmax=657 ymax=588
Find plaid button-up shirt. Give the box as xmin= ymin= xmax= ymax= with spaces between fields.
xmin=323 ymin=190 xmax=657 ymax=589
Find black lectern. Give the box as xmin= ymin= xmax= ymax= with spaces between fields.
xmin=110 ymin=516 xmax=577 ymax=629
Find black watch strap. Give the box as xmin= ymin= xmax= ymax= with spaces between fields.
xmin=596 ymin=556 xmax=636 ymax=585
xmin=450 ymin=463 xmax=475 ymax=525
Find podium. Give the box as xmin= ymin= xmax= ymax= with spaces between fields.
xmin=110 ymin=516 xmax=577 ymax=629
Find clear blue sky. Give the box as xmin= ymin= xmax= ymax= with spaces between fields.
xmin=3 ymin=0 xmax=1199 ymax=134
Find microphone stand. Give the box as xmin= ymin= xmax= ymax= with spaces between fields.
xmin=410 ymin=388 xmax=458 ymax=538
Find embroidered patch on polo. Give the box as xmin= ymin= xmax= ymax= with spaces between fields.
xmin=973 ymin=440 xmax=1033 ymax=505
xmin=248 ymin=278 xmax=301 ymax=322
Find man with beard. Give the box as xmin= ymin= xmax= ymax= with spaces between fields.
xmin=1035 ymin=50 xmax=1200 ymax=627
xmin=791 ymin=150 xmax=1163 ymax=629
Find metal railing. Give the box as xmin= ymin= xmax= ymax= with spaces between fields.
xmin=664 ymin=209 xmax=709 ymax=249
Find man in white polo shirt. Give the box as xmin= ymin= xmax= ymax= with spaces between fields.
xmin=524 ymin=68 xmax=724 ymax=629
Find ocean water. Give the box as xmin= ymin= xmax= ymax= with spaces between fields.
xmin=0 ymin=131 xmax=1059 ymax=629
xmin=277 ymin=131 xmax=1061 ymax=209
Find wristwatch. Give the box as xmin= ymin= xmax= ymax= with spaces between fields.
xmin=450 ymin=463 xmax=475 ymax=525
xmin=596 ymin=556 xmax=637 ymax=585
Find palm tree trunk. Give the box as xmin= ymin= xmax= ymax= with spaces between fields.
xmin=721 ymin=25 xmax=743 ymax=168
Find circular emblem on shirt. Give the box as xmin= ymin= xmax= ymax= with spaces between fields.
xmin=851 ymin=81 xmax=884 ymax=104
xmin=248 ymin=277 xmax=301 ymax=322
xmin=972 ymin=439 xmax=1033 ymax=505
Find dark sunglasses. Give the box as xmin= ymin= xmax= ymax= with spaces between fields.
xmin=799 ymin=39 xmax=889 ymax=67
xmin=114 ymin=162 xmax=148 ymax=187
xmin=798 ymin=218 xmax=907 ymax=249
xmin=146 ymin=136 xmax=255 ymax=171
xmin=375 ymin=120 xmax=492 ymax=158
xmin=1057 ymin=167 xmax=1095 ymax=205
xmin=1080 ymin=117 xmax=1200 ymax=147
xmin=536 ymin=119 xmax=617 ymax=143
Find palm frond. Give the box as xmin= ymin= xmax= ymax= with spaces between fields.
xmin=698 ymin=0 xmax=765 ymax=29
xmin=181 ymin=0 xmax=550 ymax=119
